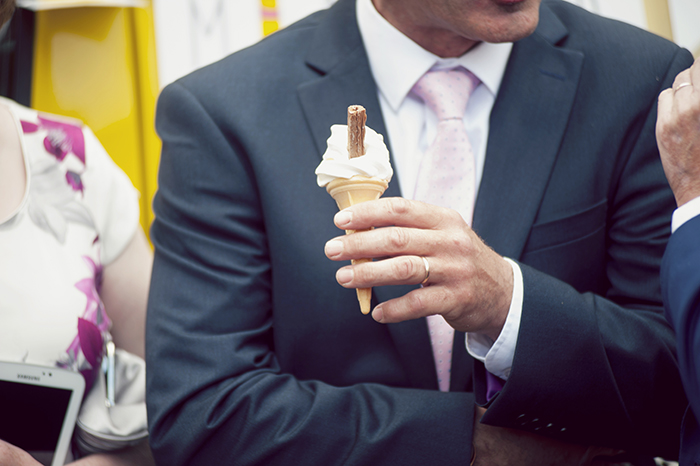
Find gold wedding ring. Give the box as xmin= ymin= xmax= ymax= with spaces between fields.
xmin=420 ymin=256 xmax=431 ymax=286
xmin=675 ymin=82 xmax=692 ymax=92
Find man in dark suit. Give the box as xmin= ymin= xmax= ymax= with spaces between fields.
xmin=146 ymin=0 xmax=693 ymax=464
xmin=659 ymin=57 xmax=700 ymax=466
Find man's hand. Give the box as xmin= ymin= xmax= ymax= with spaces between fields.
xmin=472 ymin=407 xmax=625 ymax=466
xmin=0 ymin=439 xmax=41 ymax=466
xmin=324 ymin=197 xmax=513 ymax=340
xmin=657 ymin=57 xmax=700 ymax=207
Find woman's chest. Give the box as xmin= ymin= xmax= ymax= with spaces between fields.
xmin=0 ymin=217 xmax=103 ymax=366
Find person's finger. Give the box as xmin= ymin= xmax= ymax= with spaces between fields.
xmin=656 ymin=87 xmax=675 ymax=143
xmin=672 ymin=69 xmax=695 ymax=119
xmin=334 ymin=197 xmax=462 ymax=231
xmin=672 ymin=68 xmax=692 ymax=91
xmin=657 ymin=87 xmax=675 ymax=122
xmin=335 ymin=255 xmax=428 ymax=288
xmin=675 ymin=78 xmax=697 ymax=118
xmin=325 ymin=225 xmax=462 ymax=261
xmin=689 ymin=57 xmax=700 ymax=86
xmin=372 ymin=285 xmax=453 ymax=323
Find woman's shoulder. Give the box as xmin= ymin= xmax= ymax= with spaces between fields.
xmin=3 ymin=96 xmax=141 ymax=264
xmin=2 ymin=97 xmax=85 ymax=132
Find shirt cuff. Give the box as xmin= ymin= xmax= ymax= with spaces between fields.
xmin=465 ymin=257 xmax=523 ymax=380
xmin=671 ymin=195 xmax=700 ymax=233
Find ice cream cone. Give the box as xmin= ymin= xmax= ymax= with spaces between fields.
xmin=327 ymin=176 xmax=388 ymax=315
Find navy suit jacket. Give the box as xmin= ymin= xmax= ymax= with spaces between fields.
xmin=146 ymin=0 xmax=693 ymax=464
xmin=663 ymin=214 xmax=700 ymax=466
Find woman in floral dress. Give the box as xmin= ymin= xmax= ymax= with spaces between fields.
xmin=0 ymin=3 xmax=153 ymax=464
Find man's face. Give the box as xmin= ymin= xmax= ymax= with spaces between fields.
xmin=375 ymin=0 xmax=542 ymax=56
xmin=416 ymin=0 xmax=542 ymax=43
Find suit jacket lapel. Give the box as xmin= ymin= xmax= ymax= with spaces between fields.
xmin=297 ymin=0 xmax=436 ymax=390
xmin=473 ymin=4 xmax=584 ymax=260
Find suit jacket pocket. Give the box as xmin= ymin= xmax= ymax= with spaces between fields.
xmin=521 ymin=199 xmax=608 ymax=293
xmin=524 ymin=199 xmax=608 ymax=253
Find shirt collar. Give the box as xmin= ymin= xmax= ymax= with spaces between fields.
xmin=356 ymin=0 xmax=513 ymax=111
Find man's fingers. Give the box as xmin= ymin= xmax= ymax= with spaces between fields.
xmin=690 ymin=57 xmax=700 ymax=84
xmin=333 ymin=197 xmax=460 ymax=231
xmin=657 ymin=87 xmax=674 ymax=119
xmin=672 ymin=68 xmax=692 ymax=90
xmin=657 ymin=88 xmax=674 ymax=140
xmin=336 ymin=255 xmax=429 ymax=288
xmin=372 ymin=286 xmax=452 ymax=323
xmin=325 ymin=226 xmax=441 ymax=261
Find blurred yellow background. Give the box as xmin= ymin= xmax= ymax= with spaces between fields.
xmin=27 ymin=0 xmax=284 ymax=237
xmin=31 ymin=6 xmax=160 ymax=233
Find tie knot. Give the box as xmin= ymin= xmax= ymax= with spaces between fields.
xmin=412 ymin=67 xmax=480 ymax=121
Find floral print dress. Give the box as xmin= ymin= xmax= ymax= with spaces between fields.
xmin=0 ymin=97 xmax=139 ymax=387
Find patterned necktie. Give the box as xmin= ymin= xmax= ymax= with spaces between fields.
xmin=412 ymin=67 xmax=480 ymax=392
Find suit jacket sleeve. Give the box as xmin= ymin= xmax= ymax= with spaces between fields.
xmin=477 ymin=45 xmax=692 ymax=460
xmin=145 ymin=81 xmax=476 ymax=466
xmin=662 ymin=215 xmax=700 ymax=424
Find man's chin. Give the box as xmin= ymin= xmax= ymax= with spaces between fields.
xmin=478 ymin=11 xmax=540 ymax=44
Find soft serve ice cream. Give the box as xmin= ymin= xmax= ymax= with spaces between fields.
xmin=317 ymin=105 xmax=393 ymax=315
xmin=315 ymin=124 xmax=393 ymax=187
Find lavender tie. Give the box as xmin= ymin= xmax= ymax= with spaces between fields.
xmin=412 ymin=67 xmax=480 ymax=392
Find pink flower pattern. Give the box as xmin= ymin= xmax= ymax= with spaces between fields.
xmin=22 ymin=113 xmax=108 ymax=386
xmin=10 ymin=105 xmax=122 ymax=392
xmin=23 ymin=115 xmax=86 ymax=164
xmin=20 ymin=120 xmax=39 ymax=133
xmin=58 ymin=256 xmax=111 ymax=390
xmin=65 ymin=171 xmax=84 ymax=193
xmin=21 ymin=115 xmax=86 ymax=193
xmin=19 ymin=115 xmax=93 ymax=242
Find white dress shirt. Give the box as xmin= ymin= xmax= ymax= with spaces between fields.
xmin=672 ymin=196 xmax=700 ymax=233
xmin=356 ymin=0 xmax=521 ymax=380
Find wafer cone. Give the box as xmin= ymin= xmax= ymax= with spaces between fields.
xmin=327 ymin=176 xmax=388 ymax=314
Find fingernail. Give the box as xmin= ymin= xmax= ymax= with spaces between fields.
xmin=336 ymin=267 xmax=353 ymax=285
xmin=372 ymin=305 xmax=384 ymax=323
xmin=335 ymin=210 xmax=353 ymax=227
xmin=325 ymin=240 xmax=343 ymax=258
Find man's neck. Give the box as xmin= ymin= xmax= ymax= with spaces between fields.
xmin=371 ymin=0 xmax=478 ymax=57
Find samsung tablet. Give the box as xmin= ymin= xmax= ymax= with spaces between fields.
xmin=0 ymin=361 xmax=85 ymax=466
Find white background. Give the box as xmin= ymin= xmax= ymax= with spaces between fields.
xmin=152 ymin=0 xmax=700 ymax=89
xmin=152 ymin=0 xmax=336 ymax=88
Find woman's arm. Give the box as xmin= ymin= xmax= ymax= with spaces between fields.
xmin=99 ymin=227 xmax=153 ymax=358
xmin=0 ymin=439 xmax=41 ymax=466
xmin=67 ymin=228 xmax=154 ymax=466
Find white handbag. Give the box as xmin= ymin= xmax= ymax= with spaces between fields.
xmin=74 ymin=341 xmax=148 ymax=455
